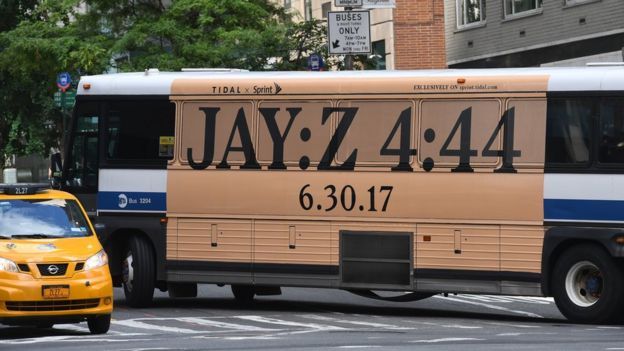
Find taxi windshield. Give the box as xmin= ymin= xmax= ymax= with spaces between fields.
xmin=0 ymin=199 xmax=92 ymax=238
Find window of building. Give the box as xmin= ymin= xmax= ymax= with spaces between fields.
xmin=456 ymin=0 xmax=486 ymax=28
xmin=284 ymin=0 xmax=291 ymax=9
xmin=305 ymin=0 xmax=313 ymax=21
xmin=321 ymin=2 xmax=331 ymax=18
xmin=371 ymin=40 xmax=387 ymax=70
xmin=504 ymin=0 xmax=542 ymax=18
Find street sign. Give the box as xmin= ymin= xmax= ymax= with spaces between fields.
xmin=334 ymin=0 xmax=363 ymax=6
xmin=328 ymin=11 xmax=371 ymax=55
xmin=56 ymin=72 xmax=72 ymax=92
xmin=54 ymin=90 xmax=76 ymax=109
xmin=307 ymin=53 xmax=324 ymax=71
xmin=362 ymin=0 xmax=396 ymax=8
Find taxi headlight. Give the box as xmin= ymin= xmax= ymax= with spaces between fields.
xmin=0 ymin=257 xmax=19 ymax=273
xmin=84 ymin=250 xmax=108 ymax=271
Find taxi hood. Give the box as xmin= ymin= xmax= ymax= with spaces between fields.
xmin=0 ymin=236 xmax=101 ymax=263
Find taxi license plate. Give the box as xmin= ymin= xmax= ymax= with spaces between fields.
xmin=42 ymin=285 xmax=70 ymax=299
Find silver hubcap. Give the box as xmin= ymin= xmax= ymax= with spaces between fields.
xmin=565 ymin=260 xmax=602 ymax=307
xmin=122 ymin=253 xmax=134 ymax=292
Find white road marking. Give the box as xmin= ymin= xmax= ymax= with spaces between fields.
xmin=299 ymin=314 xmax=413 ymax=330
xmin=410 ymin=337 xmax=484 ymax=343
xmin=178 ymin=317 xmax=281 ymax=332
xmin=234 ymin=315 xmax=347 ymax=331
xmin=483 ymin=322 xmax=540 ymax=328
xmin=410 ymin=321 xmax=482 ymax=329
xmin=0 ymin=336 xmax=152 ymax=345
xmin=337 ymin=346 xmax=382 ymax=349
xmin=433 ymin=295 xmax=544 ymax=318
xmin=113 ymin=319 xmax=203 ymax=334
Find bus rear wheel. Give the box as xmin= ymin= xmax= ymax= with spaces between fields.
xmin=122 ymin=236 xmax=155 ymax=307
xmin=552 ymin=244 xmax=624 ymax=324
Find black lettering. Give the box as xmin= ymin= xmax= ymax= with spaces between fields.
xmin=483 ymin=107 xmax=521 ymax=173
xmin=260 ymin=107 xmax=301 ymax=169
xmin=217 ymin=108 xmax=260 ymax=169
xmin=318 ymin=107 xmax=358 ymax=170
xmin=187 ymin=107 xmax=219 ymax=170
xmin=380 ymin=107 xmax=416 ymax=171
xmin=440 ymin=107 xmax=477 ymax=172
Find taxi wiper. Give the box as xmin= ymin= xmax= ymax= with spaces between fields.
xmin=11 ymin=234 xmax=57 ymax=239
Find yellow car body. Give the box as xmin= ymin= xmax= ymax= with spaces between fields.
xmin=0 ymin=185 xmax=113 ymax=333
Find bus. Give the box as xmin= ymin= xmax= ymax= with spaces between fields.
xmin=52 ymin=67 xmax=624 ymax=324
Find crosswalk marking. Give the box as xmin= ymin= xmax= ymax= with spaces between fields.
xmin=178 ymin=317 xmax=281 ymax=332
xmin=234 ymin=315 xmax=347 ymax=331
xmin=299 ymin=314 xmax=413 ymax=330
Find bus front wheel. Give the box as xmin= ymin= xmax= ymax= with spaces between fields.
xmin=552 ymin=244 xmax=624 ymax=324
xmin=122 ymin=236 xmax=155 ymax=307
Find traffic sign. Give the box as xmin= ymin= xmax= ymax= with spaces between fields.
xmin=57 ymin=72 xmax=72 ymax=92
xmin=362 ymin=0 xmax=396 ymax=8
xmin=54 ymin=90 xmax=76 ymax=109
xmin=307 ymin=53 xmax=324 ymax=71
xmin=335 ymin=0 xmax=363 ymax=6
xmin=328 ymin=11 xmax=371 ymax=55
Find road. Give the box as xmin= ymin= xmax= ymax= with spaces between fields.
xmin=1 ymin=286 xmax=624 ymax=350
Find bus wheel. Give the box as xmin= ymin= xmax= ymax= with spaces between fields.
xmin=552 ymin=244 xmax=624 ymax=324
xmin=231 ymin=285 xmax=255 ymax=304
xmin=122 ymin=236 xmax=155 ymax=307
xmin=87 ymin=314 xmax=111 ymax=334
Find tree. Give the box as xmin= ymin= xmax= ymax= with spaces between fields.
xmin=0 ymin=0 xmax=310 ymax=167
xmin=0 ymin=0 xmax=110 ymax=167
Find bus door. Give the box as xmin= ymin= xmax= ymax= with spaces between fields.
xmin=64 ymin=101 xmax=101 ymax=215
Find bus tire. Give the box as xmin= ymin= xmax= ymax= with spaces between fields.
xmin=87 ymin=314 xmax=111 ymax=334
xmin=231 ymin=285 xmax=255 ymax=304
xmin=122 ymin=236 xmax=155 ymax=308
xmin=552 ymin=244 xmax=624 ymax=324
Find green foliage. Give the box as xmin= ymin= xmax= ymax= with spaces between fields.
xmin=0 ymin=0 xmax=341 ymax=166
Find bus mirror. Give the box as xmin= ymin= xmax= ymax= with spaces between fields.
xmin=50 ymin=153 xmax=62 ymax=178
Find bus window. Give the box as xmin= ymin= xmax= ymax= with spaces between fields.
xmin=180 ymin=101 xmax=254 ymax=167
xmin=598 ymin=98 xmax=624 ymax=164
xmin=419 ymin=99 xmax=501 ymax=170
xmin=257 ymin=101 xmax=332 ymax=169
xmin=105 ymin=100 xmax=175 ymax=165
xmin=545 ymin=98 xmax=595 ymax=165
xmin=336 ymin=100 xmax=416 ymax=168
xmin=66 ymin=103 xmax=99 ymax=188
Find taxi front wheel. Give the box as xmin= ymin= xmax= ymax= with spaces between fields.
xmin=87 ymin=314 xmax=111 ymax=334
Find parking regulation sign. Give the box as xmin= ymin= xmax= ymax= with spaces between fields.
xmin=328 ymin=11 xmax=371 ymax=55
xmin=335 ymin=0 xmax=363 ymax=6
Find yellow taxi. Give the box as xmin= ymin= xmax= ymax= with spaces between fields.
xmin=0 ymin=183 xmax=113 ymax=334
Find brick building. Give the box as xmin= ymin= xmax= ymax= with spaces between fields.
xmin=282 ymin=0 xmax=447 ymax=70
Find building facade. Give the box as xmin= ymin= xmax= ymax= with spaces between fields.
xmin=446 ymin=0 xmax=624 ymax=67
xmin=281 ymin=0 xmax=447 ymax=70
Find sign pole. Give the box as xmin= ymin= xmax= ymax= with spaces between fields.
xmin=345 ymin=6 xmax=354 ymax=70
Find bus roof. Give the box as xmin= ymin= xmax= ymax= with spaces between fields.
xmin=76 ymin=66 xmax=624 ymax=96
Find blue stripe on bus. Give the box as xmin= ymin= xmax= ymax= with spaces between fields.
xmin=544 ymin=199 xmax=624 ymax=222
xmin=97 ymin=191 xmax=166 ymax=212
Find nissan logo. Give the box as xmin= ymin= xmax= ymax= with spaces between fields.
xmin=47 ymin=265 xmax=60 ymax=275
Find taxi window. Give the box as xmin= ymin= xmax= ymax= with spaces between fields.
xmin=0 ymin=199 xmax=92 ymax=238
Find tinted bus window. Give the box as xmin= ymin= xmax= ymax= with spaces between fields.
xmin=598 ymin=98 xmax=624 ymax=164
xmin=106 ymin=100 xmax=175 ymax=163
xmin=545 ymin=98 xmax=595 ymax=165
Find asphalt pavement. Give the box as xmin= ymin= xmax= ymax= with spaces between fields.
xmin=1 ymin=285 xmax=623 ymax=351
